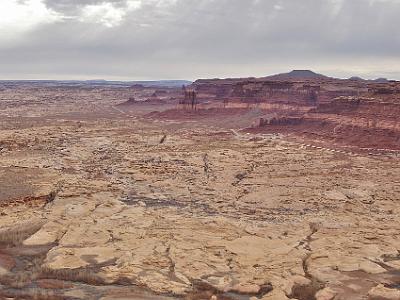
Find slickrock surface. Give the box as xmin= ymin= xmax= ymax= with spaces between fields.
xmin=0 ymin=83 xmax=399 ymax=299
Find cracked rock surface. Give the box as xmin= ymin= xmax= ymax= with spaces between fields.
xmin=1 ymin=85 xmax=400 ymax=299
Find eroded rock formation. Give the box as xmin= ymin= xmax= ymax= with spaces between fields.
xmin=0 ymin=80 xmax=399 ymax=300
xmin=192 ymin=76 xmax=369 ymax=107
xmin=173 ymin=75 xmax=400 ymax=152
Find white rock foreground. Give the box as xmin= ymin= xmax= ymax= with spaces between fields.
xmin=1 ymin=117 xmax=399 ymax=299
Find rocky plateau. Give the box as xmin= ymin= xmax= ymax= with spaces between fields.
xmin=0 ymin=74 xmax=399 ymax=300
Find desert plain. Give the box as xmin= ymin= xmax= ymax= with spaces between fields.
xmin=0 ymin=75 xmax=400 ymax=300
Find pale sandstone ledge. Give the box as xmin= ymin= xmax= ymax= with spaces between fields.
xmin=1 ymin=113 xmax=399 ymax=299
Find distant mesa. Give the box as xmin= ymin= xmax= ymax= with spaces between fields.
xmin=193 ymin=71 xmax=395 ymax=83
xmin=373 ymin=77 xmax=389 ymax=83
xmin=85 ymin=79 xmax=107 ymax=83
xmin=131 ymin=84 xmax=145 ymax=88
xmin=265 ymin=70 xmax=330 ymax=80
xmin=85 ymin=79 xmax=192 ymax=88
xmin=349 ymin=76 xmax=365 ymax=81
xmin=348 ymin=76 xmax=389 ymax=83
xmin=129 ymin=80 xmax=192 ymax=88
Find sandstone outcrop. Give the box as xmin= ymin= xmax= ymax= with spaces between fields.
xmin=192 ymin=76 xmax=369 ymax=107
xmin=0 ymin=81 xmax=399 ymax=299
xmin=257 ymin=96 xmax=400 ymax=151
xmin=368 ymin=284 xmax=400 ymax=300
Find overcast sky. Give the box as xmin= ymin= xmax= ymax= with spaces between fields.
xmin=0 ymin=0 xmax=399 ymax=80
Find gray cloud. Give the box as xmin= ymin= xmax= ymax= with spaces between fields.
xmin=1 ymin=0 xmax=399 ymax=80
xmin=43 ymin=0 xmax=129 ymax=14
